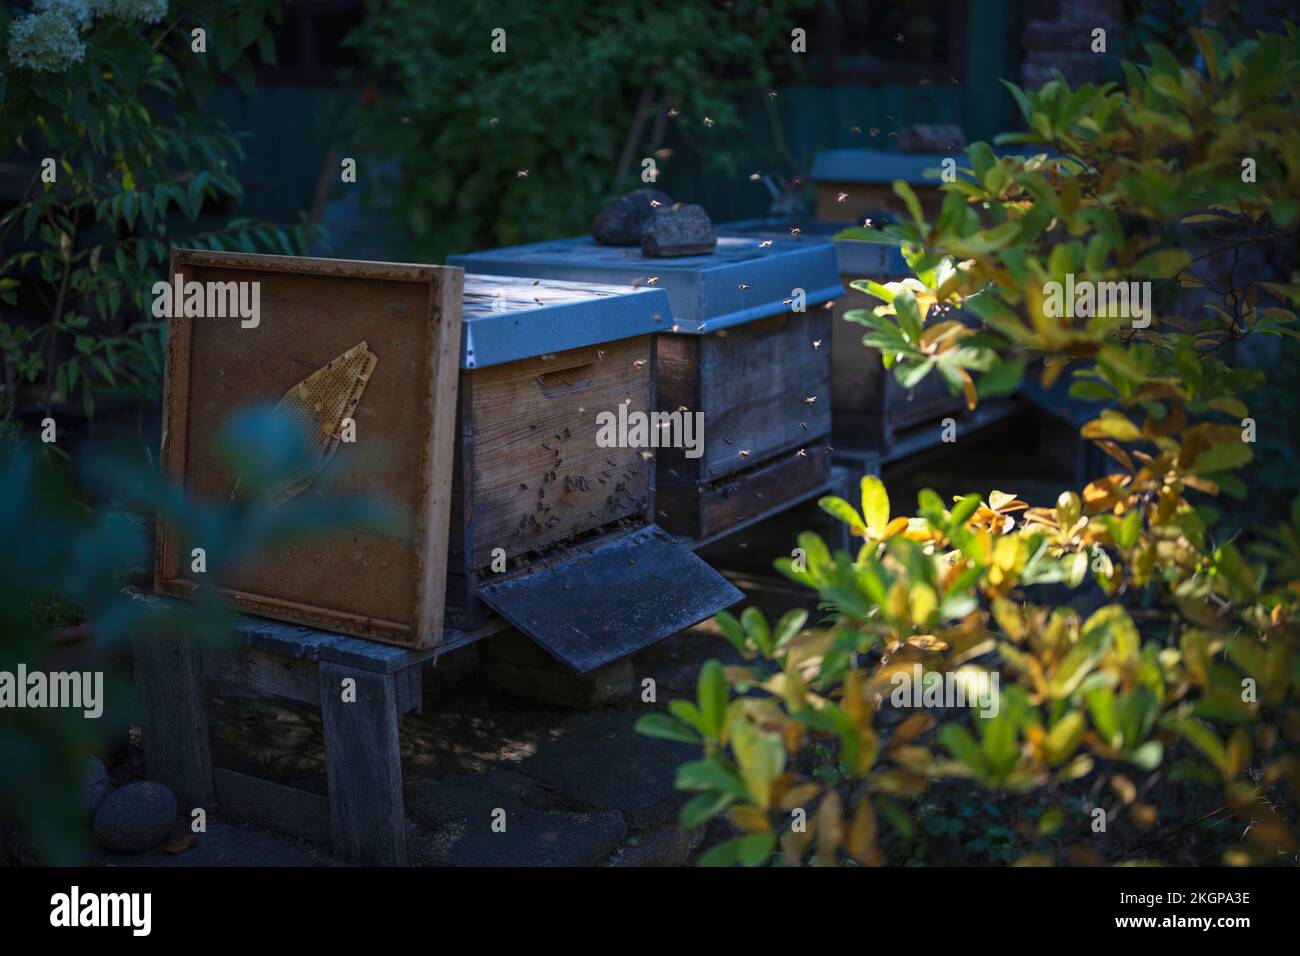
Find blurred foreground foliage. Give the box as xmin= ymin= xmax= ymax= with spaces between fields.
xmin=0 ymin=406 xmax=399 ymax=863
xmin=641 ymin=24 xmax=1300 ymax=867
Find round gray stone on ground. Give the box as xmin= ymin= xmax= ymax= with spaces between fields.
xmin=81 ymin=756 xmax=109 ymax=821
xmin=93 ymin=781 xmax=177 ymax=854
xmin=591 ymin=188 xmax=672 ymax=245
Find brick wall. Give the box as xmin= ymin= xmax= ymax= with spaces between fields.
xmin=1019 ymin=0 xmax=1121 ymax=89
xmin=1020 ymin=0 xmax=1297 ymax=90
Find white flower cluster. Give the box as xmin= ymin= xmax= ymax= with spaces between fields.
xmin=33 ymin=0 xmax=96 ymax=29
xmin=7 ymin=0 xmax=169 ymax=74
xmin=96 ymin=0 xmax=169 ymax=25
xmin=6 ymin=11 xmax=87 ymax=73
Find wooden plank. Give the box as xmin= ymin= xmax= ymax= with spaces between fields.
xmin=478 ymin=525 xmax=742 ymax=673
xmin=882 ymin=397 xmax=1019 ymax=466
xmin=318 ymin=662 xmax=407 ymax=865
xmin=696 ymin=311 xmax=832 ymax=480
xmin=653 ymin=335 xmax=701 ymax=490
xmin=446 ymin=372 xmax=485 ymax=628
xmin=413 ymin=267 xmax=463 ymax=648
xmin=659 ymin=441 xmax=832 ymax=540
xmin=154 ymin=250 xmax=462 ymax=650
xmin=830 ymin=277 xmax=964 ymax=451
xmin=213 ymin=768 xmax=331 ymax=844
xmin=466 ymin=336 xmax=653 ymax=568
xmin=132 ymin=632 xmax=214 ymax=811
xmin=395 ymin=664 xmax=423 ymax=715
xmin=815 ymin=181 xmax=946 ymax=222
xmin=201 ymin=645 xmax=320 ymax=705
xmin=480 ymin=633 xmax=635 ymax=709
xmin=236 ymin=615 xmax=507 ymax=673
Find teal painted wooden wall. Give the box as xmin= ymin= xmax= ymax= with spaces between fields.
xmin=208 ymin=1 xmax=1025 ymax=255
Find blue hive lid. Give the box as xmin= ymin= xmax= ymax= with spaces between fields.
xmin=812 ymin=148 xmax=955 ymax=186
xmin=812 ymin=147 xmax=1055 ymax=187
xmin=451 ymin=235 xmax=843 ymax=334
xmin=461 ymin=273 xmax=670 ymax=369
xmin=717 ymin=217 xmax=910 ymax=279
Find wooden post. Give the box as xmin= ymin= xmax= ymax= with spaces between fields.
xmin=318 ymin=662 xmax=408 ymax=865
xmin=132 ymin=632 xmax=214 ymax=811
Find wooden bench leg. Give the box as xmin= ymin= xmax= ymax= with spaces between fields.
xmin=132 ymin=632 xmax=214 ymax=811
xmin=318 ymin=662 xmax=408 ymax=865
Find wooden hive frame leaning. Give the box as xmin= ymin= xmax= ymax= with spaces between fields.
xmin=155 ymin=250 xmax=462 ymax=649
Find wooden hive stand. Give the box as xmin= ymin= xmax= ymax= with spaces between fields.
xmin=132 ymin=614 xmax=501 ymax=866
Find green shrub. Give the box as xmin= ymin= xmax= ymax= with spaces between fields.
xmin=641 ymin=24 xmax=1300 ymax=867
xmin=0 ymin=0 xmax=312 ymax=421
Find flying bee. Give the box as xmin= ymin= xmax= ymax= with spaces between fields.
xmin=516 ymin=169 xmax=528 ymax=177
xmin=837 ymin=192 xmax=848 ymax=203
xmin=703 ymin=117 xmax=716 ymax=127
xmin=759 ymin=240 xmax=773 ymax=248
xmin=813 ymin=339 xmax=822 ymax=349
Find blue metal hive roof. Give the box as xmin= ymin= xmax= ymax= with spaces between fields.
xmin=811 ymin=148 xmax=954 ymax=186
xmin=451 ymin=235 xmax=843 ymax=334
xmin=460 ymin=273 xmax=670 ymax=369
xmin=717 ymin=217 xmax=911 ymax=279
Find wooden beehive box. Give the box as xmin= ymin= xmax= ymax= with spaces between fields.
xmin=718 ymin=218 xmax=967 ymax=456
xmin=449 ymin=236 xmax=842 ymax=540
xmin=156 ymin=251 xmax=739 ymax=668
xmin=811 ymin=148 xmax=950 ymax=223
xmin=450 ymin=273 xmax=662 ymax=630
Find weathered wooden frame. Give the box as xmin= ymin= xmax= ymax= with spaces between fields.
xmin=154 ymin=250 xmax=463 ymax=649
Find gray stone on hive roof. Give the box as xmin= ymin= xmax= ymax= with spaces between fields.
xmin=640 ymin=204 xmax=717 ymax=258
xmin=591 ymin=188 xmax=673 ymax=246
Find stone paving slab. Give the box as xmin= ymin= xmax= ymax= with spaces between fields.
xmin=512 ymin=708 xmax=696 ymax=829
xmin=405 ymin=769 xmax=627 ymax=867
xmin=93 ymin=822 xmax=335 ymax=867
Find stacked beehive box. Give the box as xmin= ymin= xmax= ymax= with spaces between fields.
xmin=716 ymin=217 xmax=966 ymax=457
xmin=449 ymin=236 xmax=843 ymax=540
